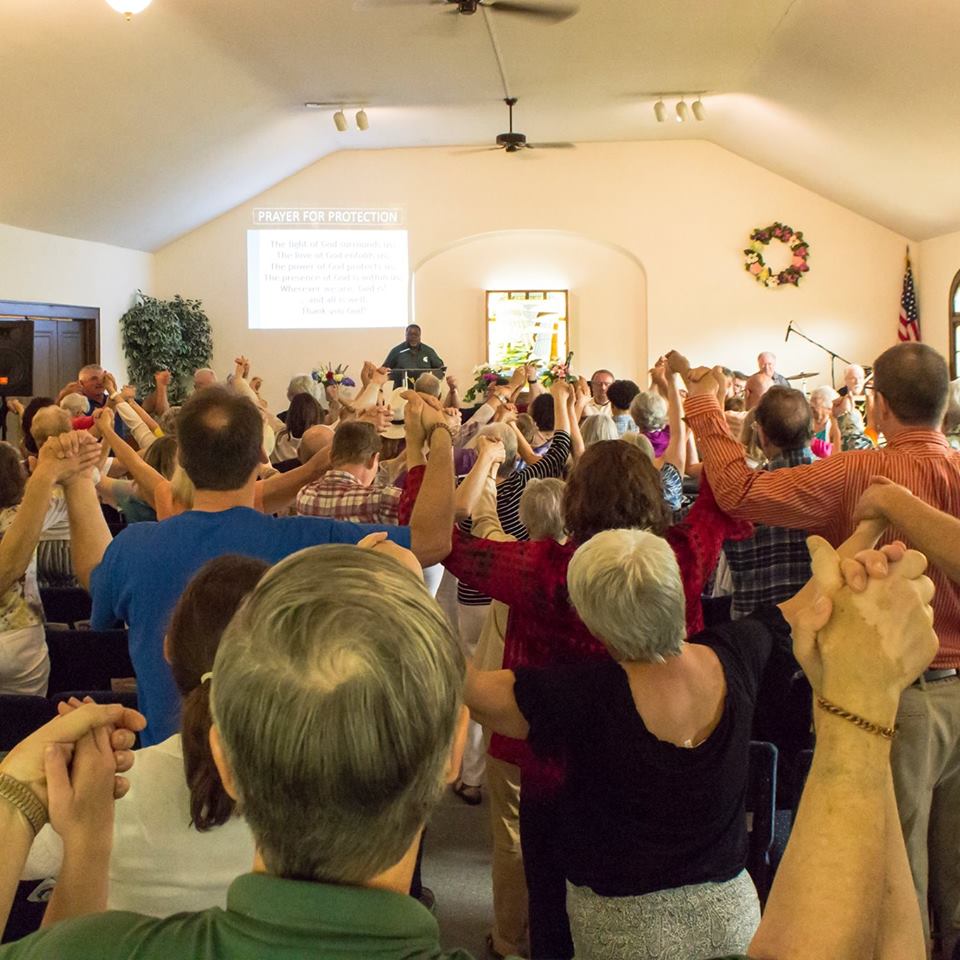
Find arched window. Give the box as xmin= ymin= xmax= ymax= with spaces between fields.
xmin=951 ymin=270 xmax=960 ymax=379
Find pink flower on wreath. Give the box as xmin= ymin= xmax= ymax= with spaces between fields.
xmin=749 ymin=262 xmax=763 ymax=275
xmin=791 ymin=256 xmax=806 ymax=268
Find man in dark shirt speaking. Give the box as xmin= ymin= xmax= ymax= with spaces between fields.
xmin=384 ymin=324 xmax=445 ymax=388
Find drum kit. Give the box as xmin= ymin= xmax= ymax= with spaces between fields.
xmin=785 ymin=370 xmax=820 ymax=394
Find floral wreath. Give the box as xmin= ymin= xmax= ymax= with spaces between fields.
xmin=744 ymin=222 xmax=810 ymax=288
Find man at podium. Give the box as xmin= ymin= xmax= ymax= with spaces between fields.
xmin=383 ymin=324 xmax=445 ymax=388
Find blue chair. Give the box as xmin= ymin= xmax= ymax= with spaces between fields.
xmin=746 ymin=740 xmax=779 ymax=905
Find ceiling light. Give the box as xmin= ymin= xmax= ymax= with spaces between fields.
xmin=653 ymin=99 xmax=667 ymax=123
xmin=675 ymin=99 xmax=689 ymax=123
xmin=333 ymin=110 xmax=348 ymax=132
xmin=692 ymin=97 xmax=706 ymax=122
xmin=356 ymin=109 xmax=369 ymax=131
xmin=105 ymin=0 xmax=151 ymax=18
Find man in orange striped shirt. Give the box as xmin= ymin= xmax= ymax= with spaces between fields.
xmin=671 ymin=342 xmax=960 ymax=953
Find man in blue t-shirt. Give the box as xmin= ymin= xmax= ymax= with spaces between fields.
xmin=61 ymin=386 xmax=455 ymax=746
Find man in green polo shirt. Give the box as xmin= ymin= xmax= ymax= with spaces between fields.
xmin=384 ymin=324 xmax=445 ymax=389
xmin=0 ymin=545 xmax=480 ymax=959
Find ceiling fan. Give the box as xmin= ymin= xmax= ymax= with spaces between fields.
xmin=356 ymin=0 xmax=579 ymax=24
xmin=472 ymin=97 xmax=574 ymax=153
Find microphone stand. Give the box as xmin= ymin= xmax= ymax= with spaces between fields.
xmin=785 ymin=324 xmax=853 ymax=389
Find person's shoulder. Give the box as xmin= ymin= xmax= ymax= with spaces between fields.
xmin=0 ymin=907 xmax=219 ymax=959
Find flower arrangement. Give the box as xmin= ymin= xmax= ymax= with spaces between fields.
xmin=540 ymin=351 xmax=578 ymax=386
xmin=311 ymin=363 xmax=356 ymax=389
xmin=744 ymin=222 xmax=810 ymax=288
xmin=463 ymin=364 xmax=507 ymax=404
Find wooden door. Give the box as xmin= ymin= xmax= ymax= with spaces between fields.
xmin=31 ymin=320 xmax=58 ymax=399
xmin=56 ymin=322 xmax=85 ymax=389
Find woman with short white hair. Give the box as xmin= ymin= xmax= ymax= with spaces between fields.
xmin=580 ymin=414 xmax=619 ymax=447
xmin=808 ymin=384 xmax=838 ymax=443
xmin=465 ymin=525 xmax=800 ymax=958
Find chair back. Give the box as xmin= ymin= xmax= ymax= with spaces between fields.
xmin=45 ymin=629 xmax=134 ymax=697
xmin=746 ymin=739 xmax=778 ymax=905
xmin=0 ymin=695 xmax=57 ymax=752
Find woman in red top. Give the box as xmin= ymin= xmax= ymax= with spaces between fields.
xmin=442 ymin=440 xmax=751 ymax=959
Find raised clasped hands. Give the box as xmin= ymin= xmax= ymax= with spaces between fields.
xmin=475 ymin=435 xmax=506 ymax=467
xmin=37 ymin=430 xmax=102 ymax=484
xmin=792 ymin=535 xmax=937 ymax=720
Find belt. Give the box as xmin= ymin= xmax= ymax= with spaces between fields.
xmin=914 ymin=668 xmax=959 ymax=686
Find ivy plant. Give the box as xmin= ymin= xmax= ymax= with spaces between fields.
xmin=120 ymin=291 xmax=213 ymax=403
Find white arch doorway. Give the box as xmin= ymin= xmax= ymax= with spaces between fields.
xmin=412 ymin=229 xmax=648 ymax=386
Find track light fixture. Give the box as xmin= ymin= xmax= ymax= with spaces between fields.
xmin=652 ymin=95 xmax=707 ymax=123
xmin=304 ymin=103 xmax=370 ymax=132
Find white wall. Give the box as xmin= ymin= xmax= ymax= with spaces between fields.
xmin=918 ymin=229 xmax=959 ymax=368
xmin=0 ymin=222 xmax=153 ymax=376
xmin=154 ymin=140 xmax=911 ymax=410
xmin=414 ymin=230 xmax=646 ymax=388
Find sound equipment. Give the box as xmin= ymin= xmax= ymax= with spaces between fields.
xmin=0 ymin=321 xmax=33 ymax=396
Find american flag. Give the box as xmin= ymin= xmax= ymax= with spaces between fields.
xmin=898 ymin=251 xmax=921 ymax=342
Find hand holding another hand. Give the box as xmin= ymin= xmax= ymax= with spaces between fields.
xmin=475 ymin=435 xmax=506 ymax=466
xmin=0 ymin=701 xmax=145 ymax=812
xmin=791 ymin=536 xmax=937 ymax=721
xmin=37 ymin=430 xmax=102 ymax=483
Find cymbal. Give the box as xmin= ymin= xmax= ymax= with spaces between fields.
xmin=786 ymin=371 xmax=819 ymax=380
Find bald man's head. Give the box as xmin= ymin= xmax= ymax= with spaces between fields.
xmin=744 ymin=373 xmax=774 ymax=411
xmin=299 ymin=425 xmax=335 ymax=463
xmin=30 ymin=406 xmax=72 ymax=449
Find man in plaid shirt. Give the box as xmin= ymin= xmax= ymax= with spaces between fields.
xmin=722 ymin=386 xmax=816 ymax=618
xmin=297 ymin=421 xmax=403 ymax=524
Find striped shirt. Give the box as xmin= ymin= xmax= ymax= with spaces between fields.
xmin=456 ymin=430 xmax=572 ymax=606
xmin=685 ymin=394 xmax=960 ymax=667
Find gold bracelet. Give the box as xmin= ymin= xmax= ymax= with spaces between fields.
xmin=425 ymin=423 xmax=455 ymax=444
xmin=0 ymin=772 xmax=48 ymax=837
xmin=815 ymin=695 xmax=896 ymax=740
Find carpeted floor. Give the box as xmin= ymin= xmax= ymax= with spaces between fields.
xmin=422 ymin=786 xmax=495 ymax=958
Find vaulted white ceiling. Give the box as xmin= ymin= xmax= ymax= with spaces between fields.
xmin=2 ymin=0 xmax=958 ymax=251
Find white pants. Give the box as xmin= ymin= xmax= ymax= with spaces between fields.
xmin=457 ymin=602 xmax=490 ymax=787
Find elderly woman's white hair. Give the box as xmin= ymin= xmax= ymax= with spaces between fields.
xmin=518 ymin=478 xmax=566 ymax=543
xmin=809 ymin=384 xmax=838 ymax=406
xmin=629 ymin=390 xmax=668 ymax=433
xmin=567 ymin=529 xmax=685 ymax=662
xmin=945 ymin=378 xmax=960 ymax=434
xmin=287 ymin=374 xmax=319 ymax=402
xmin=466 ymin=423 xmax=517 ymax=479
xmin=619 ymin=432 xmax=655 ymax=460
xmin=580 ymin=414 xmax=619 ymax=447
xmin=59 ymin=393 xmax=87 ymax=417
